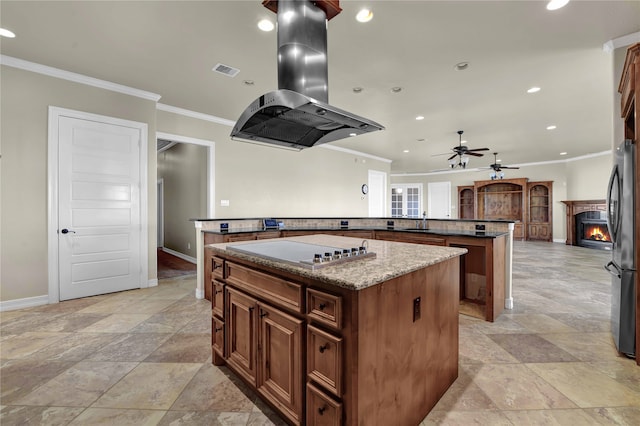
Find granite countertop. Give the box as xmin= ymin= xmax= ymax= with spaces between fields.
xmin=203 ymin=226 xmax=507 ymax=239
xmin=207 ymin=234 xmax=467 ymax=291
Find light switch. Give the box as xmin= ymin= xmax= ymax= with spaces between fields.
xmin=220 ymin=199 xmax=230 ymax=207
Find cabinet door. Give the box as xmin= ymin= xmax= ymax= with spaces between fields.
xmin=257 ymin=302 xmax=304 ymax=425
xmin=226 ymin=287 xmax=257 ymax=385
xmin=212 ymin=280 xmax=225 ymax=318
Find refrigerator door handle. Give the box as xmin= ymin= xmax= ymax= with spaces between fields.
xmin=606 ymin=165 xmax=620 ymax=244
xmin=605 ymin=260 xmax=622 ymax=278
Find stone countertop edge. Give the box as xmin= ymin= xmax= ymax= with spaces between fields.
xmin=206 ymin=234 xmax=468 ymax=291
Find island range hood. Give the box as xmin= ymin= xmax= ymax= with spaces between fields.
xmin=230 ymin=0 xmax=384 ymax=150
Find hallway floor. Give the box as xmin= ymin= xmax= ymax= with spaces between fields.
xmin=1 ymin=241 xmax=639 ymax=425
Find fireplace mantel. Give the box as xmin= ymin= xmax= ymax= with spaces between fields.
xmin=561 ymin=200 xmax=606 ymax=245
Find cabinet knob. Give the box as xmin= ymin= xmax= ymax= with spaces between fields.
xmin=319 ymin=343 xmax=329 ymax=353
xmin=318 ymin=303 xmax=326 ymax=310
xmin=215 ymin=327 xmax=223 ymax=332
xmin=214 ymin=289 xmax=222 ymax=295
xmin=318 ymin=406 xmax=326 ymax=415
xmin=260 ymin=311 xmax=269 ymax=318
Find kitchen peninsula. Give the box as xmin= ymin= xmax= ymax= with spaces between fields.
xmin=206 ymin=234 xmax=467 ymax=425
xmin=193 ymin=217 xmax=514 ymax=322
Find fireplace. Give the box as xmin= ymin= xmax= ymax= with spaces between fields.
xmin=575 ymin=211 xmax=612 ymax=250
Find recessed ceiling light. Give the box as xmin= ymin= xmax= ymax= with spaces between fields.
xmin=415 ymin=116 xmax=424 ymax=121
xmin=546 ymin=125 xmax=557 ymax=130
xmin=352 ymin=87 xmax=363 ymax=93
xmin=527 ymin=87 xmax=541 ymax=93
xmin=349 ymin=133 xmax=357 ymax=137
xmin=356 ymin=9 xmax=373 ymax=23
xmin=403 ymin=150 xmax=410 ymax=153
xmin=0 ymin=28 xmax=16 ymax=38
xmin=417 ymin=138 xmax=425 ymax=142
xmin=559 ymin=152 xmax=567 ymax=155
xmin=257 ymin=19 xmax=274 ymax=32
xmin=454 ymin=62 xmax=469 ymax=71
xmin=547 ymin=0 xmax=570 ymax=11
xmin=461 ymin=140 xmax=467 ymax=144
xmin=391 ymin=87 xmax=402 ymax=93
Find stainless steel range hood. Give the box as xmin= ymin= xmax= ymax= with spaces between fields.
xmin=230 ymin=0 xmax=384 ymax=150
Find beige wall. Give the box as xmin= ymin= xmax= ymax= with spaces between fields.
xmin=156 ymin=110 xmax=392 ymax=218
xmin=157 ymin=143 xmax=208 ymax=258
xmin=391 ymin=153 xmax=611 ymax=242
xmin=0 ymin=66 xmax=158 ymax=303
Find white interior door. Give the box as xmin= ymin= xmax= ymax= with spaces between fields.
xmin=57 ymin=115 xmax=143 ymax=300
xmin=428 ymin=181 xmax=451 ymax=219
xmin=368 ymin=170 xmax=387 ymax=217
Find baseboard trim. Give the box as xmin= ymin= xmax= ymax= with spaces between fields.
xmin=161 ymin=247 xmax=197 ymax=264
xmin=195 ymin=287 xmax=205 ymax=299
xmin=553 ymin=238 xmax=566 ymax=243
xmin=0 ymin=295 xmax=49 ymax=312
xmin=148 ymin=278 xmax=159 ymax=288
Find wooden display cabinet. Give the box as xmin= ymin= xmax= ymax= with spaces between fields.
xmin=527 ymin=181 xmax=553 ymax=241
xmin=475 ymin=178 xmax=528 ymax=239
xmin=458 ymin=185 xmax=475 ymax=219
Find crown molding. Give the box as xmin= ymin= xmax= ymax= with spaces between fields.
xmin=156 ymin=103 xmax=236 ymax=127
xmin=0 ymin=55 xmax=161 ymax=101
xmin=603 ymin=31 xmax=640 ymax=53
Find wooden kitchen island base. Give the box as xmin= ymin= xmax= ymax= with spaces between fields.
xmin=207 ymin=235 xmax=465 ymax=425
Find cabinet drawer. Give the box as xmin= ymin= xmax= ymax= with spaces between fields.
xmin=212 ymin=317 xmax=225 ymax=357
xmin=212 ymin=256 xmax=226 ymax=280
xmin=307 ymin=325 xmax=343 ymax=397
xmin=226 ymin=262 xmax=302 ymax=313
xmin=307 ymin=288 xmax=342 ymax=329
xmin=306 ymin=382 xmax=342 ymax=426
xmin=212 ymin=280 xmax=225 ymax=318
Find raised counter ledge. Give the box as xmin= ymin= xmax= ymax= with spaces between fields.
xmin=206 ymin=234 xmax=467 ymax=291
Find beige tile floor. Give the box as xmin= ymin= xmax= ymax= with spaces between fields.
xmin=1 ymin=241 xmax=639 ymax=425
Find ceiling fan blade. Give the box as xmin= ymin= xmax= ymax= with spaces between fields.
xmin=447 ymin=153 xmax=457 ymax=161
xmin=467 ymin=147 xmax=490 ymax=152
xmin=430 ymin=152 xmax=454 ymax=157
xmin=466 ymin=152 xmax=485 ymax=157
xmin=501 ymin=166 xmax=520 ymax=169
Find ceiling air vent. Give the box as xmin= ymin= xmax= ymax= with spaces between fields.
xmin=212 ymin=63 xmax=240 ymax=77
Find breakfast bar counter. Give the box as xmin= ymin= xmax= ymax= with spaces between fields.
xmin=205 ymin=234 xmax=466 ymax=425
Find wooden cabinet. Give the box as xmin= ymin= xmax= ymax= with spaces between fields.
xmin=226 ymin=287 xmax=257 ymax=385
xmin=475 ymin=178 xmax=528 ymax=239
xmin=375 ymin=230 xmax=446 ymax=246
xmin=307 ymin=382 xmax=342 ymax=426
xmin=257 ymin=303 xmax=303 ymax=424
xmin=528 ymin=181 xmax=552 ymax=241
xmin=458 ymin=185 xmax=475 ymax=219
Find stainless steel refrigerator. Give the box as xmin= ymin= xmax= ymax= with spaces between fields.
xmin=605 ymin=139 xmax=636 ymax=357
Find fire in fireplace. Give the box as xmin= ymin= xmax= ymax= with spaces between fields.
xmin=583 ymin=223 xmax=611 ymax=242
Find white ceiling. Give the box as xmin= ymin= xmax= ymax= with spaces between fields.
xmin=2 ymin=1 xmax=639 ymax=173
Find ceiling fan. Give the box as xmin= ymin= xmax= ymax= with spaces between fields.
xmin=480 ymin=152 xmax=520 ymax=179
xmin=433 ymin=130 xmax=490 ymax=169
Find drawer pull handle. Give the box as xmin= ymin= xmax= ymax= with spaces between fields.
xmin=318 ymin=406 xmax=326 ymax=415
xmin=214 ymin=289 xmax=222 ymax=295
xmin=318 ymin=303 xmax=326 ymax=310
xmin=215 ymin=327 xmax=223 ymax=332
xmin=319 ymin=343 xmax=329 ymax=353
xmin=260 ymin=311 xmax=269 ymax=318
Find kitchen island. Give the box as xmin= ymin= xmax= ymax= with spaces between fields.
xmin=206 ymin=234 xmax=467 ymax=425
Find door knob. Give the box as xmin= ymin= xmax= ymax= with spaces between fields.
xmin=61 ymin=228 xmax=76 ymax=234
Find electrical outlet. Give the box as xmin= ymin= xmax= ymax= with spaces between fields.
xmin=187 ymin=243 xmax=191 ymax=250
xmin=220 ymin=199 xmax=230 ymax=207
xmin=475 ymin=224 xmax=486 ymax=231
